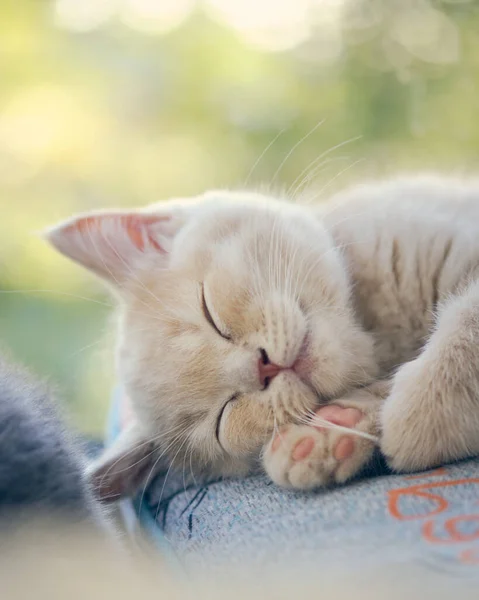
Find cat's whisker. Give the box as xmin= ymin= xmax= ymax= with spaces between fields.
xmin=181 ymin=442 xmax=191 ymax=497
xmin=243 ymin=127 xmax=287 ymax=187
xmin=69 ymin=336 xmax=108 ymax=358
xmin=290 ymin=156 xmax=350 ymax=199
xmin=96 ymin=436 xmax=166 ymax=499
xmin=152 ymin=436 xmax=191 ymax=518
xmin=309 ymin=414 xmax=379 ymax=443
xmin=0 ymin=288 xmax=113 ymax=307
xmin=269 ymin=118 xmax=325 ymax=187
xmin=288 ymin=134 xmax=362 ymax=199
xmin=188 ymin=439 xmax=198 ymax=488
xmin=282 ymin=394 xmax=316 ymax=427
xmin=138 ymin=428 xmax=190 ymax=514
xmin=296 ymin=161 xmax=350 ymax=204
xmin=301 ymin=158 xmax=365 ymax=205
xmin=293 ymin=390 xmax=379 ymax=443
xmin=96 ymin=420 xmax=191 ymax=496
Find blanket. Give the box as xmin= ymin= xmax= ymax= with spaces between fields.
xmin=108 ymin=387 xmax=479 ymax=579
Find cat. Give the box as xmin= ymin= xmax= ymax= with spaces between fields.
xmin=0 ymin=351 xmax=111 ymax=530
xmin=45 ymin=175 xmax=479 ymax=500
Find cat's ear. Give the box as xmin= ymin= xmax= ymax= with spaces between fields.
xmin=44 ymin=208 xmax=185 ymax=283
xmin=87 ymin=423 xmax=165 ymax=503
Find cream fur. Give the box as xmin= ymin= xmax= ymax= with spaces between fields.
xmin=47 ymin=175 xmax=479 ymax=496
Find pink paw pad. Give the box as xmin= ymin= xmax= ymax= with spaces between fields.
xmin=334 ymin=437 xmax=355 ymax=460
xmin=292 ymin=437 xmax=315 ymax=461
xmin=313 ymin=404 xmax=363 ymax=462
xmin=313 ymin=405 xmax=363 ymax=429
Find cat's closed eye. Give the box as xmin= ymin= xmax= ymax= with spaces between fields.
xmin=201 ymin=283 xmax=231 ymax=341
xmin=215 ymin=393 xmax=239 ymax=445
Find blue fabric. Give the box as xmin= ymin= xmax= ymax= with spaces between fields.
xmin=107 ymin=388 xmax=479 ymax=577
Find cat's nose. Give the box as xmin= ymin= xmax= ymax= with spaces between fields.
xmin=258 ymin=351 xmax=283 ymax=390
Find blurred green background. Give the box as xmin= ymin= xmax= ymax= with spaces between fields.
xmin=1 ymin=0 xmax=478 ymax=433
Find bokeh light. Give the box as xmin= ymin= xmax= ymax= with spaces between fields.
xmin=1 ymin=0 xmax=478 ymax=432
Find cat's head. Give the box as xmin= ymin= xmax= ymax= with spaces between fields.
xmin=47 ymin=190 xmax=376 ymax=499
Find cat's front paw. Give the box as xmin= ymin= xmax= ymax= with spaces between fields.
xmin=263 ymin=399 xmax=379 ymax=490
xmin=380 ymin=359 xmax=453 ymax=472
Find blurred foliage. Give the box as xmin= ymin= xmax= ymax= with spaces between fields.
xmin=0 ymin=0 xmax=478 ymax=433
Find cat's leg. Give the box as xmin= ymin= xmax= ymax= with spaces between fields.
xmin=381 ymin=279 xmax=479 ymax=471
xmin=263 ymin=381 xmax=388 ymax=489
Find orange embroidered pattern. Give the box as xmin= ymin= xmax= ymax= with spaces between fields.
xmin=387 ymin=468 xmax=479 ymax=567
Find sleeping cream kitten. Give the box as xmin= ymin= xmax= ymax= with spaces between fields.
xmin=46 ymin=175 xmax=479 ymax=500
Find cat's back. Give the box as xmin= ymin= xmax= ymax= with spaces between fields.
xmin=317 ymin=176 xmax=479 ymax=370
xmin=321 ymin=175 xmax=479 ymax=239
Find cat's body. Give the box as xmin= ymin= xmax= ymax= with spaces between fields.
xmin=47 ymin=175 xmax=479 ymax=498
xmin=0 ymin=352 xmax=110 ymax=529
xmin=322 ymin=176 xmax=479 ymax=372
